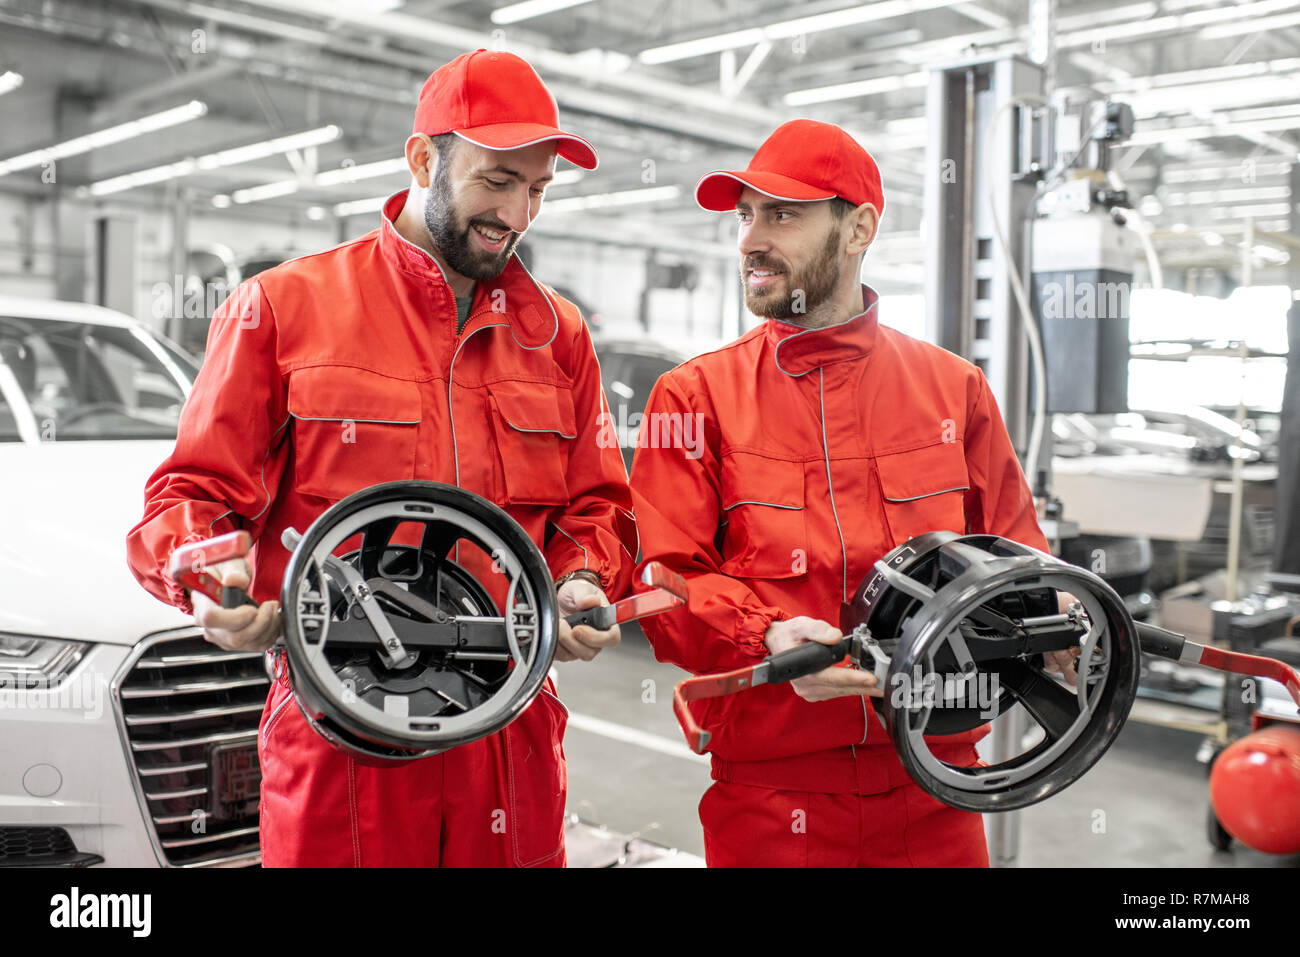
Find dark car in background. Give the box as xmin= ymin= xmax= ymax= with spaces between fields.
xmin=593 ymin=339 xmax=687 ymax=474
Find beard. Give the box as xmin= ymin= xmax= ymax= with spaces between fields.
xmin=741 ymin=225 xmax=842 ymax=324
xmin=423 ymin=163 xmax=521 ymax=281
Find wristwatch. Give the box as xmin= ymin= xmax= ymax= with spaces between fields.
xmin=554 ymin=568 xmax=602 ymax=590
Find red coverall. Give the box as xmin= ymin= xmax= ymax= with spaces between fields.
xmin=631 ymin=286 xmax=1049 ymax=867
xmin=127 ymin=190 xmax=636 ymax=867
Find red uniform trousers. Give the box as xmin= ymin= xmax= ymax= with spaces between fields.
xmin=700 ymin=781 xmax=987 ymax=868
xmin=257 ymin=674 xmax=570 ymax=867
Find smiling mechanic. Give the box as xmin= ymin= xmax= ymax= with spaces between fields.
xmin=126 ymin=50 xmax=636 ymax=867
xmin=631 ymin=120 xmax=1064 ymax=867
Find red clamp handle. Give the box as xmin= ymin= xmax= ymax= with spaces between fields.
xmin=169 ymin=531 xmax=257 ymax=608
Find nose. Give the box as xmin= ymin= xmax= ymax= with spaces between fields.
xmin=738 ymin=220 xmax=769 ymax=259
xmin=497 ymin=189 xmax=532 ymax=235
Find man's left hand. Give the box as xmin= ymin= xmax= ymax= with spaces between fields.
xmin=556 ymin=578 xmax=620 ymax=662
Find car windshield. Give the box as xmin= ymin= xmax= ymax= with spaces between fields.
xmin=0 ymin=316 xmax=195 ymax=442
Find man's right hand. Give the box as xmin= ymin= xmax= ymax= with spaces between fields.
xmin=763 ymin=616 xmax=878 ymax=703
xmin=192 ymin=558 xmax=281 ymax=652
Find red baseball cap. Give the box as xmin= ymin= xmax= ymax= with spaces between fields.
xmin=413 ymin=49 xmax=598 ymax=170
xmin=696 ymin=119 xmax=884 ymax=215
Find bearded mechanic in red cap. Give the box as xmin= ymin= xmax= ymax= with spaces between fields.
xmin=127 ymin=50 xmax=637 ymax=867
xmin=631 ymin=119 xmax=1070 ymax=867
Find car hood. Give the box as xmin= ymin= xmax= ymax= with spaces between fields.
xmin=0 ymin=441 xmax=194 ymax=645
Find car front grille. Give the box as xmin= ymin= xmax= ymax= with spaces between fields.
xmin=113 ymin=630 xmax=271 ymax=866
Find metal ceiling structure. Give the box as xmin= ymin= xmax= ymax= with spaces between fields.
xmin=0 ymin=0 xmax=1297 ymax=284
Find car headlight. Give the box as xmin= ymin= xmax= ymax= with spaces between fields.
xmin=0 ymin=633 xmax=90 ymax=689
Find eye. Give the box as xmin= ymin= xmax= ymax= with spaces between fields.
xmin=736 ymin=210 xmax=752 ymax=223
xmin=530 ymin=187 xmax=545 ymax=198
xmin=775 ymin=209 xmax=794 ymax=221
xmin=485 ymin=178 xmax=509 ymax=189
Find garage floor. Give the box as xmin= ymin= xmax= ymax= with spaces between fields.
xmin=555 ymin=625 xmax=1300 ymax=868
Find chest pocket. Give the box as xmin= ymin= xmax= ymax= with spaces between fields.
xmin=487 ymin=380 xmax=576 ymax=507
xmin=719 ymin=450 xmax=807 ymax=580
xmin=877 ymin=441 xmax=971 ymax=544
xmin=287 ymin=366 xmax=420 ymax=502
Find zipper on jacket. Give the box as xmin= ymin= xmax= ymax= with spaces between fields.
xmin=447 ymin=323 xmax=509 ymax=488
xmin=818 ymin=368 xmax=849 ymax=603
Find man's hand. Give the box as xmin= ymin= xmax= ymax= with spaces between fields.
xmin=763 ymin=616 xmax=877 ymax=703
xmin=555 ymin=578 xmax=620 ymax=662
xmin=192 ymin=558 xmax=281 ymax=652
xmin=1043 ymin=591 xmax=1083 ymax=687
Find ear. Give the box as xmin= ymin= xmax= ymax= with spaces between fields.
xmin=405 ymin=134 xmax=435 ymax=189
xmin=845 ymin=202 xmax=880 ymax=256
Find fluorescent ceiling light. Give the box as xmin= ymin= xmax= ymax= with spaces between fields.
xmin=549 ymin=169 xmax=585 ymax=187
xmin=334 ymin=195 xmax=389 ymax=217
xmin=545 ymin=185 xmax=680 ymax=213
xmin=86 ymin=159 xmax=199 ymax=196
xmin=1199 ymin=9 xmax=1300 ymax=38
xmin=864 ymin=2 xmax=1164 ymax=68
xmin=1163 ymin=186 xmax=1290 ymax=206
xmin=785 ymin=71 xmax=927 ymax=106
xmin=195 ymin=125 xmax=340 ymax=170
xmin=1164 ymin=160 xmax=1292 ymax=182
xmin=0 ymin=71 xmax=22 ymax=96
xmin=1227 ymin=102 xmax=1300 ymax=123
xmin=1059 ymin=0 xmax=1300 ymax=50
xmin=491 ymin=0 xmax=596 ymax=25
xmin=83 ymin=124 xmax=341 ymax=196
xmin=230 ymin=180 xmax=302 ymax=204
xmin=1126 ymin=76 xmax=1300 ymax=118
xmin=219 ymin=156 xmax=407 ymax=205
xmin=314 ymin=156 xmax=408 ymax=186
xmin=187 ymin=3 xmax=332 ymax=43
xmin=1128 ymin=115 xmax=1300 ymax=146
xmin=639 ymin=0 xmax=964 ymax=64
xmin=1102 ymin=57 xmax=1300 ymax=94
xmin=1210 ymin=203 xmax=1292 ymax=219
xmin=0 ymin=100 xmax=207 ymax=177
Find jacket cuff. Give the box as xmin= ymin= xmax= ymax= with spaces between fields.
xmin=737 ymin=607 xmax=787 ymax=661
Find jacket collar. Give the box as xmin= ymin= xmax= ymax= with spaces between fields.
xmin=377 ymin=189 xmax=558 ymax=349
xmin=771 ymin=284 xmax=881 ymax=377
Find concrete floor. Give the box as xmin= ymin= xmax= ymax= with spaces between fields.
xmin=555 ymin=625 xmax=1299 ymax=868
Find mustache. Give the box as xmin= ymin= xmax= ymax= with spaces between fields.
xmin=742 ymin=255 xmax=787 ymax=272
xmin=468 ymin=216 xmax=515 ymax=236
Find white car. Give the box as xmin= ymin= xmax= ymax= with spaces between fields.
xmin=0 ymin=295 xmax=267 ymax=867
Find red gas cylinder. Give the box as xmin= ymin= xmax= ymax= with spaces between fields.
xmin=1209 ymin=725 xmax=1300 ymax=855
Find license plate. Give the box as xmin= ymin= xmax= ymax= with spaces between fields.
xmin=210 ymin=742 xmax=261 ymax=820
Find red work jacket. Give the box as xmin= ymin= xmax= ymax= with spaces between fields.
xmin=632 ymin=287 xmax=1049 ymax=793
xmin=127 ymin=190 xmax=636 ymax=614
